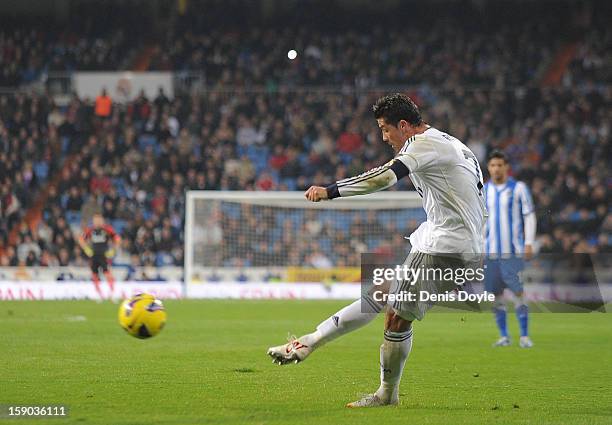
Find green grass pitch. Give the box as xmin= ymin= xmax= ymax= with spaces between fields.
xmin=1 ymin=300 xmax=611 ymax=425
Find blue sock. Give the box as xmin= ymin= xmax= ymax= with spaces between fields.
xmin=516 ymin=304 xmax=529 ymax=337
xmin=493 ymin=306 xmax=508 ymax=338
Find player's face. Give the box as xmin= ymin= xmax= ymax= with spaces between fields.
xmin=377 ymin=118 xmax=406 ymax=153
xmin=93 ymin=215 xmax=104 ymax=228
xmin=487 ymin=158 xmax=508 ymax=183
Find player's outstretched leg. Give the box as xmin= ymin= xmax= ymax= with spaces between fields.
xmin=267 ymin=298 xmax=381 ymax=365
xmin=492 ymin=296 xmax=510 ymax=347
xmin=347 ymin=310 xmax=412 ymax=408
xmin=514 ymin=296 xmax=533 ymax=348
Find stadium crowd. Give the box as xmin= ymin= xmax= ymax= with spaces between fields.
xmin=1 ymin=1 xmax=598 ymax=89
xmin=0 ymin=26 xmax=131 ymax=86
xmin=0 ymin=2 xmax=147 ymax=87
xmin=565 ymin=27 xmax=612 ymax=87
xmin=151 ymin=21 xmax=556 ymax=88
xmin=0 ymin=1 xmax=610 ymax=269
xmin=1 ymin=81 xmax=609 ymax=268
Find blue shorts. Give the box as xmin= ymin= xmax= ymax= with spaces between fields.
xmin=484 ymin=257 xmax=524 ymax=295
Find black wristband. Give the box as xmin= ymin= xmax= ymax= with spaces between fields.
xmin=325 ymin=183 xmax=340 ymax=199
xmin=389 ymin=159 xmax=410 ymax=180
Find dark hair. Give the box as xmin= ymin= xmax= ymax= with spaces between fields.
xmin=372 ymin=93 xmax=423 ymax=127
xmin=487 ymin=149 xmax=508 ymax=163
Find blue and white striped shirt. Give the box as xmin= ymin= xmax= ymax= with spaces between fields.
xmin=484 ymin=178 xmax=535 ymax=255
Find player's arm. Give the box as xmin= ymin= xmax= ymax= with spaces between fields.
xmin=78 ymin=229 xmax=94 ymax=257
xmin=305 ymin=135 xmax=437 ymax=202
xmin=305 ymin=159 xmax=410 ymax=202
xmin=105 ymin=226 xmax=121 ymax=259
xmin=518 ymin=182 xmax=536 ymax=260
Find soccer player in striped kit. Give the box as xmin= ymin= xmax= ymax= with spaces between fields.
xmin=484 ymin=150 xmax=536 ymax=348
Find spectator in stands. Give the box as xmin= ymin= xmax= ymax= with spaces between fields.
xmin=65 ymin=186 xmax=84 ymax=211
xmin=17 ymin=234 xmax=41 ymax=263
xmin=94 ymin=88 xmax=112 ymax=119
xmin=1 ymin=246 xmax=18 ymax=266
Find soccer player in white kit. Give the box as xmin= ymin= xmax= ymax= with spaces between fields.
xmin=267 ymin=94 xmax=487 ymax=407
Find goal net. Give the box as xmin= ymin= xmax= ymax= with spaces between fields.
xmin=184 ymin=191 xmax=424 ymax=285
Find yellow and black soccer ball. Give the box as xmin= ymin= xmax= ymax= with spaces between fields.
xmin=118 ymin=293 xmax=167 ymax=339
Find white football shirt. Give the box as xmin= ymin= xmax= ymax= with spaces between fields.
xmin=395 ymin=127 xmax=487 ymax=255
xmin=332 ymin=127 xmax=487 ymax=257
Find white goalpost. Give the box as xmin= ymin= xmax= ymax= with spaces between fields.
xmin=184 ymin=191 xmax=424 ymax=288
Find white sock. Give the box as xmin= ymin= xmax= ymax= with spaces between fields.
xmin=375 ymin=328 xmax=413 ymax=402
xmin=300 ymin=299 xmax=379 ymax=348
